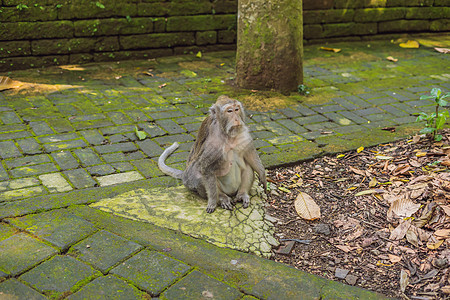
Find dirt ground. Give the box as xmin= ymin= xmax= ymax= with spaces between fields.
xmin=267 ymin=129 xmax=450 ymax=299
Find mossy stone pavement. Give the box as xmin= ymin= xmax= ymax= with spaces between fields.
xmin=1 ymin=36 xmax=449 ymax=299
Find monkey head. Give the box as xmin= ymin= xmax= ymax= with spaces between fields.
xmin=210 ymin=96 xmax=246 ymax=137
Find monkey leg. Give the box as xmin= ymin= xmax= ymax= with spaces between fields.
xmin=203 ymin=176 xmax=220 ymax=213
xmin=235 ymin=165 xmax=254 ymax=208
xmin=219 ymin=193 xmax=233 ymax=210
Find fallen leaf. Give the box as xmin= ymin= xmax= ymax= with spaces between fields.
xmin=158 ymin=83 xmax=167 ymax=88
xmin=375 ymin=155 xmax=394 ymax=160
xmin=427 ymin=239 xmax=444 ymax=250
xmin=337 ymin=154 xmax=345 ymax=158
xmin=440 ymin=205 xmax=450 ymax=217
xmin=320 ymin=46 xmax=341 ymax=53
xmin=442 ymin=286 xmax=450 ymax=294
xmin=399 ymin=40 xmax=419 ymax=48
xmin=196 ymin=51 xmax=202 ymax=58
xmin=369 ymin=177 xmax=378 ymax=188
xmin=294 ymin=192 xmax=320 ymax=220
xmin=389 ymin=219 xmax=412 ymax=240
xmin=400 ymin=269 xmax=409 ymax=293
xmin=0 ymin=76 xmax=23 ymax=91
xmin=388 ymin=195 xmax=421 ymax=218
xmin=202 ymin=290 xmax=213 ymax=298
xmin=355 ymin=189 xmax=377 ymax=196
xmin=134 ymin=126 xmax=147 ymax=140
xmin=386 ymin=56 xmax=398 ymax=62
xmin=335 ymin=244 xmax=353 ymax=253
xmin=278 ymin=186 xmax=291 ymax=193
xmin=434 ymin=229 xmax=450 ymax=239
xmin=348 ymin=166 xmax=365 ymax=176
xmin=435 ymin=47 xmax=450 ymax=54
xmin=392 ymin=164 xmax=411 ymax=176
xmin=406 ymin=227 xmax=419 ymax=247
xmin=357 ymin=146 xmax=364 ymax=153
xmin=389 ymin=254 xmax=402 ymax=264
xmin=416 ymin=151 xmax=427 ymax=157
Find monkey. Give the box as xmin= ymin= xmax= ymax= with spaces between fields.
xmin=158 ymin=95 xmax=267 ymax=213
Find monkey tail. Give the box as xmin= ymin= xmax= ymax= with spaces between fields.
xmin=158 ymin=142 xmax=184 ymax=179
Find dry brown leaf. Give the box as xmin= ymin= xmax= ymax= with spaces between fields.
xmin=442 ymin=286 xmax=450 ymax=294
xmin=388 ymin=254 xmax=402 ymax=264
xmin=386 ymin=56 xmax=398 ymax=62
xmin=434 ymin=229 xmax=450 ymax=239
xmin=435 ymin=47 xmax=450 ymax=54
xmin=440 ymin=205 xmax=450 ymax=217
xmin=0 ymin=76 xmax=23 ymax=91
xmin=441 ymin=160 xmax=450 ymax=167
xmin=348 ymin=166 xmax=365 ymax=176
xmin=392 ymin=164 xmax=411 ymax=176
xmin=400 ymin=269 xmax=409 ymax=293
xmin=294 ymin=192 xmax=320 ymax=220
xmin=388 ymin=195 xmax=421 ymax=218
xmin=389 ymin=219 xmax=412 ymax=240
xmin=320 ymin=46 xmax=341 ymax=53
xmin=406 ymin=227 xmax=419 ymax=247
xmin=335 ymin=244 xmax=353 ymax=253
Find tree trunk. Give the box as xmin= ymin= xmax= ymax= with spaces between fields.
xmin=236 ymin=0 xmax=303 ymax=93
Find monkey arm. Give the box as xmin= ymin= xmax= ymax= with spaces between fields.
xmin=243 ymin=145 xmax=267 ymax=191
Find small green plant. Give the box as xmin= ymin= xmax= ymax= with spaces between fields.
xmin=16 ymin=4 xmax=29 ymax=10
xmin=297 ymin=84 xmax=311 ymax=96
xmin=416 ymin=88 xmax=450 ymax=141
xmin=95 ymin=1 xmax=105 ymax=9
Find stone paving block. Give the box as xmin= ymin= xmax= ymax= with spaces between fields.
xmin=124 ymin=109 xmax=152 ymax=122
xmin=97 ymin=171 xmax=144 ymax=186
xmin=94 ymin=142 xmax=138 ymax=154
xmin=342 ymin=95 xmax=372 ymax=108
xmin=0 ymin=223 xmax=15 ymax=241
xmin=47 ymin=118 xmax=74 ymax=133
xmin=148 ymin=109 xmax=185 ymax=120
xmin=73 ymin=119 xmax=114 ymax=130
xmin=107 ymin=111 xmax=133 ymax=125
xmin=312 ymin=104 xmax=346 ymax=113
xmin=64 ymin=169 xmax=97 ymax=189
xmin=0 ymin=111 xmax=22 ymax=124
xmin=275 ymin=119 xmax=308 ymax=134
xmin=0 ymin=124 xmax=27 ymax=133
xmin=100 ymin=125 xmax=135 ymax=135
xmin=29 ymin=121 xmax=54 ymax=135
xmin=17 ymin=138 xmax=42 ymax=155
xmin=39 ymin=173 xmax=73 ymax=193
xmin=354 ymin=107 xmax=384 ymax=117
xmin=0 ymin=163 xmax=8 ymax=181
xmin=303 ymin=122 xmax=336 ymax=132
xmin=0 ymin=186 xmax=46 ymax=202
xmin=9 ymin=210 xmax=97 ymax=251
xmin=391 ymin=102 xmax=418 ymax=114
xmin=0 ymin=233 xmax=58 ymax=276
xmin=67 ymin=275 xmax=146 ymax=300
xmin=323 ymin=112 xmax=353 ymax=126
xmin=0 ymin=130 xmax=32 ymax=141
xmin=87 ymin=164 xmax=116 ymax=176
xmin=108 ymin=134 xmax=130 ymax=143
xmin=19 ymin=255 xmax=101 ymax=298
xmin=131 ymin=159 xmax=164 ymax=178
xmin=0 ymin=177 xmax=40 ymax=191
xmin=5 ymin=154 xmax=51 ymax=169
xmin=277 ymin=107 xmax=302 ymax=119
xmin=136 ymin=139 xmax=164 ymax=158
xmin=161 ymin=270 xmax=242 ymax=300
xmin=0 ymin=279 xmax=47 ymax=300
xmin=0 ymin=141 xmax=22 ymax=159
xmin=155 ymin=119 xmax=186 ymax=134
xmin=111 ymin=249 xmax=192 ymax=296
xmin=70 ymin=230 xmax=143 ymax=273
xmin=10 ymin=163 xmax=59 ymax=178
xmin=331 ymin=97 xmax=359 ymax=110
xmin=43 ymin=139 xmax=87 ymax=152
xmin=365 ymin=113 xmax=393 ymax=122
xmin=73 ymin=148 xmax=103 ymax=167
xmin=182 ymin=121 xmax=202 ymax=133
xmin=338 ymin=111 xmax=368 ymax=124
xmin=111 ymin=162 xmax=135 ymax=172
xmin=39 ymin=132 xmax=80 ymax=143
xmin=252 ymin=130 xmax=277 ymax=140
xmin=154 ymin=133 xmax=194 ymax=146
xmin=293 ymin=114 xmax=328 ymax=125
xmin=51 ymin=151 xmax=80 ymax=170
xmin=80 ymin=129 xmax=106 ymax=145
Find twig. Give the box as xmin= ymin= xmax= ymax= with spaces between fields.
xmin=360 ymin=219 xmax=383 ymax=229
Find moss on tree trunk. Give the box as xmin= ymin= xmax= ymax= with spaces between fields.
xmin=236 ymin=0 xmax=303 ymax=93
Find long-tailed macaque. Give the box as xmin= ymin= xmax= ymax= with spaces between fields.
xmin=158 ymin=95 xmax=266 ymax=213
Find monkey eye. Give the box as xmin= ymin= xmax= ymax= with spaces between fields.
xmin=235 ymin=108 xmax=239 ymax=111
xmin=227 ymin=109 xmax=233 ymax=113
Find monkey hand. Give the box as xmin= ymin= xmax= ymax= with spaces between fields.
xmin=206 ymin=203 xmax=217 ymax=213
xmin=219 ymin=194 xmax=233 ymax=210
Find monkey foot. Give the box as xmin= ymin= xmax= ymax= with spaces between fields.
xmin=236 ymin=193 xmax=250 ymax=208
xmin=206 ymin=205 xmax=216 ymax=213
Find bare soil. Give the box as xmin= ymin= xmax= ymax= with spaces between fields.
xmin=267 ymin=130 xmax=450 ymax=299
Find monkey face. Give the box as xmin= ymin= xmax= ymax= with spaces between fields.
xmin=222 ymin=102 xmax=244 ymax=137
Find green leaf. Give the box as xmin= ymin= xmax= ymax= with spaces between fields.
xmin=434 ymin=134 xmax=443 ymax=142
xmin=430 ymin=88 xmax=441 ymax=98
xmin=436 ymin=115 xmax=447 ymax=130
xmin=420 ymin=95 xmax=434 ymax=100
xmin=437 ymin=99 xmax=448 ymax=107
xmin=134 ymin=126 xmax=147 ymax=140
xmin=420 ymin=127 xmax=435 ymax=134
xmin=441 ymin=93 xmax=450 ymax=99
xmin=95 ymin=2 xmax=105 ymax=9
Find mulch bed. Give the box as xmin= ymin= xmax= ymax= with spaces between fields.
xmin=267 ymin=129 xmax=450 ymax=299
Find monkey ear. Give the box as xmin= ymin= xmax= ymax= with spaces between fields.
xmin=209 ymin=103 xmax=219 ymax=118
